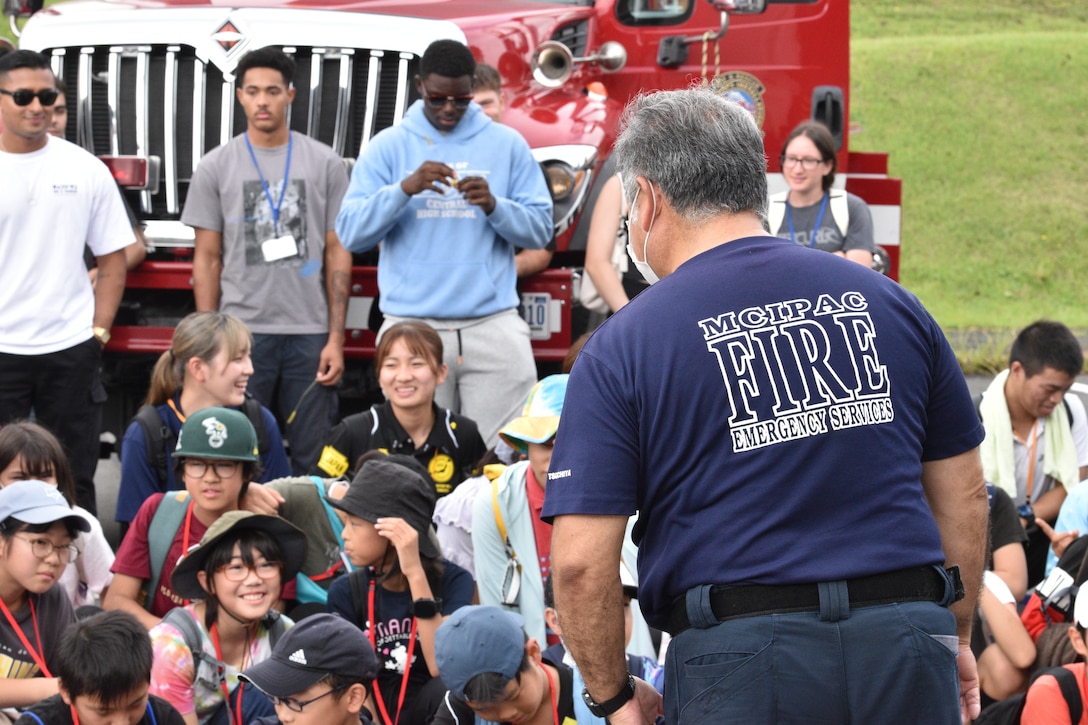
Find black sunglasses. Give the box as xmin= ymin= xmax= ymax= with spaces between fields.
xmin=0 ymin=88 xmax=59 ymax=107
xmin=421 ymin=85 xmax=472 ymax=110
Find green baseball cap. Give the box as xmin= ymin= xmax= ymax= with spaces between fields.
xmin=174 ymin=407 xmax=259 ymax=462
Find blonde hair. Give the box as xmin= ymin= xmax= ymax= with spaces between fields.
xmin=144 ymin=312 xmax=252 ymax=406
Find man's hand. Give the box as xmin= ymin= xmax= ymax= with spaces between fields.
xmin=458 ymin=176 xmax=496 ymax=215
xmin=316 ymin=338 xmax=344 ymax=386
xmin=1036 ymin=518 xmax=1079 ymax=561
xmin=604 ymin=679 xmax=663 ymax=725
xmin=958 ymin=645 xmax=980 ymax=723
xmin=401 ymin=161 xmax=457 ymax=196
xmin=241 ymin=483 xmax=285 ymax=515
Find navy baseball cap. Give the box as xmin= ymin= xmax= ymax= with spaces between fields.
xmin=435 ymin=606 xmax=526 ymax=701
xmin=240 ymin=613 xmax=378 ymax=697
xmin=0 ymin=480 xmax=90 ymax=532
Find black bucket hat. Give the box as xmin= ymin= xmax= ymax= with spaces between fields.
xmin=326 ymin=459 xmax=439 ymax=557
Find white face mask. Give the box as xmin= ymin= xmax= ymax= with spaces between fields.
xmin=625 ymin=184 xmax=660 ymax=284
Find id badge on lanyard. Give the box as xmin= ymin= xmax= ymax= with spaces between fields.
xmin=246 ymin=132 xmax=299 ymax=262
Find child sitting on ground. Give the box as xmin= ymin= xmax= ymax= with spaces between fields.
xmin=240 ymin=613 xmax=379 ymax=725
xmin=432 ymin=605 xmax=576 ymax=725
xmin=15 ymin=610 xmax=185 ymax=725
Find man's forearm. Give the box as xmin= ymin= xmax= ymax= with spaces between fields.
xmin=921 ymin=449 xmax=988 ymax=641
xmin=93 ymin=249 xmax=128 ymax=329
xmin=551 ymin=515 xmax=631 ymax=701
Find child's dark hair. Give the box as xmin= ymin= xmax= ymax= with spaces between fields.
xmin=463 ymin=637 xmax=531 ymax=703
xmin=200 ymin=528 xmax=283 ymax=629
xmin=315 ymin=672 xmax=370 ymax=703
xmin=0 ymin=517 xmax=81 ymax=541
xmin=55 ymin=610 xmax=152 ymax=706
xmin=0 ymin=421 xmax=78 ymax=505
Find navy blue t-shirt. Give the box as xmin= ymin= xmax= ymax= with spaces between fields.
xmin=542 ymin=236 xmax=984 ymax=629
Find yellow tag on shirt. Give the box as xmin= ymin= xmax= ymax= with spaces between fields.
xmin=317 ymin=445 xmax=349 ymax=478
xmin=562 ymin=718 xmax=578 ymax=725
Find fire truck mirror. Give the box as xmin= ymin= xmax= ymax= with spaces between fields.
xmin=3 ymin=0 xmax=42 ymax=19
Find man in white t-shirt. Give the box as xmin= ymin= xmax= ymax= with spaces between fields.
xmin=0 ymin=50 xmax=133 ymax=515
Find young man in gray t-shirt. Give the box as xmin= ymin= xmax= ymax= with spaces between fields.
xmin=183 ymin=47 xmax=351 ymax=474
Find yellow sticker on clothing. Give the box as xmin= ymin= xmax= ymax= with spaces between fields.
xmin=317 ymin=445 xmax=349 ymax=478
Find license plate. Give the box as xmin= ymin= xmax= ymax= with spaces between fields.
xmin=520 ymin=292 xmax=557 ymax=340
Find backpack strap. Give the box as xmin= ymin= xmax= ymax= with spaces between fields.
xmin=309 ymin=476 xmax=345 ymax=541
xmin=241 ymin=395 xmax=271 ymax=459
xmin=134 ymin=404 xmax=172 ymax=490
xmin=348 ymin=568 xmax=371 ymax=628
xmin=766 ymin=189 xmax=849 ymax=239
xmin=163 ymin=607 xmax=223 ymax=686
xmin=262 ymin=609 xmax=287 ymax=648
xmin=767 ymin=191 xmax=787 ymax=235
xmin=1053 ymin=665 xmax=1084 ymax=723
xmin=1024 ymin=666 xmax=1084 ymax=722
xmin=827 ymin=189 xmax=849 ymax=238
xmin=142 ymin=491 xmax=191 ymax=611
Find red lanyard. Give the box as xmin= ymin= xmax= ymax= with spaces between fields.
xmin=0 ymin=595 xmax=51 ymax=677
xmin=177 ymin=500 xmax=195 ymax=606
xmin=540 ymin=662 xmax=559 ymax=725
xmin=368 ymin=576 xmax=418 ymax=725
xmin=210 ymin=623 xmax=248 ymax=725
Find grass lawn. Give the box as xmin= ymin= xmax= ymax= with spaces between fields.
xmin=850 ymin=1 xmax=1088 ymax=334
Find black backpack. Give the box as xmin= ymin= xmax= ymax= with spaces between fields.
xmin=974 ymin=665 xmax=1082 ymax=724
xmin=129 ymin=395 xmax=271 ymax=488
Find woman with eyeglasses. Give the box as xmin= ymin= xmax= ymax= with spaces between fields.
xmin=149 ymin=511 xmax=306 ymax=725
xmin=768 ymin=120 xmax=876 ymax=267
xmin=105 ymin=407 xmax=265 ymax=630
xmin=115 ymin=311 xmax=290 ymax=531
xmin=0 ymin=479 xmax=91 ymax=709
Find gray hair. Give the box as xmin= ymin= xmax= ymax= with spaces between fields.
xmin=614 ymin=87 xmax=768 ymax=226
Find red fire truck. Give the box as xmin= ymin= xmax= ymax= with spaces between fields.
xmin=6 ymin=0 xmax=900 ymax=436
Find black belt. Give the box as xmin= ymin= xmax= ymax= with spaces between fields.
xmin=666 ymin=566 xmax=957 ymax=636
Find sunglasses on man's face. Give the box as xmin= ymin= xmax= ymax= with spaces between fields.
xmin=421 ymin=85 xmax=473 ymax=110
xmin=0 ymin=88 xmax=59 ymax=107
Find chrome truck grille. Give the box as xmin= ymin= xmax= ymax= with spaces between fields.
xmin=44 ymin=44 xmax=418 ymax=222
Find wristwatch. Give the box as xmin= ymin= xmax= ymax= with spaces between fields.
xmin=93 ymin=326 xmax=111 ymax=346
xmin=582 ymin=674 xmax=636 ymax=718
xmin=409 ymin=598 xmax=442 ymax=619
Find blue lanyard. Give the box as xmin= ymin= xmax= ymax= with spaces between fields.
xmin=786 ymin=192 xmax=828 ymax=248
xmin=244 ymin=131 xmax=293 ymax=232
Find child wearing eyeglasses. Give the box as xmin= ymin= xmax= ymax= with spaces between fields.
xmin=0 ymin=421 xmax=114 ymax=609
xmin=106 ymin=407 xmax=266 ymax=629
xmin=148 ymin=511 xmax=306 ymax=725
xmin=0 ymin=479 xmax=91 ymax=710
xmin=240 ymin=613 xmax=378 ymax=725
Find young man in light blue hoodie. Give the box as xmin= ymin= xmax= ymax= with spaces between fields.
xmin=335 ymin=40 xmax=553 ymax=449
